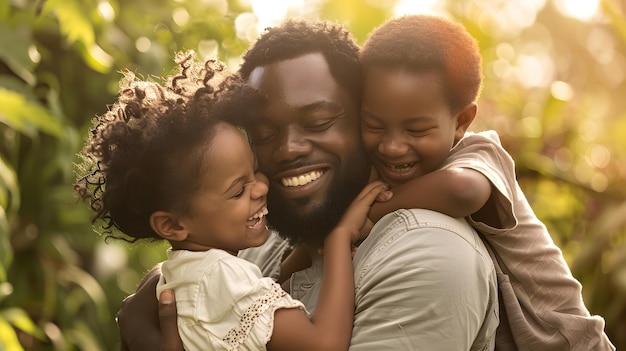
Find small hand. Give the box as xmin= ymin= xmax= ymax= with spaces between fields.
xmin=336 ymin=181 xmax=391 ymax=244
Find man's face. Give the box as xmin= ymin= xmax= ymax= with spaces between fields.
xmin=247 ymin=53 xmax=370 ymax=246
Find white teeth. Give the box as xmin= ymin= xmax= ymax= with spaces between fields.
xmin=248 ymin=207 xmax=268 ymax=221
xmin=248 ymin=207 xmax=268 ymax=229
xmin=387 ymin=163 xmax=415 ymax=172
xmin=280 ymin=170 xmax=324 ymax=187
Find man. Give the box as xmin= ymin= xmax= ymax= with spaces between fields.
xmin=117 ymin=19 xmax=499 ymax=350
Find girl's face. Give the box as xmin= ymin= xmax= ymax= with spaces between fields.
xmin=177 ymin=122 xmax=270 ymax=254
xmin=361 ymin=67 xmax=464 ymax=187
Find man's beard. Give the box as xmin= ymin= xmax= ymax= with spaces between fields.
xmin=266 ymin=151 xmax=370 ymax=248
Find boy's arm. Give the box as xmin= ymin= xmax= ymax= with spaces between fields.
xmin=369 ymin=167 xmax=492 ymax=222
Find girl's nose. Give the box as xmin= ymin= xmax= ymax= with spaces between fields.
xmin=252 ymin=172 xmax=269 ymax=198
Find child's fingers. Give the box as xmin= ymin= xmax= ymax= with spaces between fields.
xmin=376 ymin=190 xmax=393 ymax=202
xmin=353 ymin=181 xmax=389 ymax=203
xmin=342 ymin=182 xmax=389 ymax=225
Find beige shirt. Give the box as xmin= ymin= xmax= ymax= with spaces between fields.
xmin=445 ymin=131 xmax=615 ymax=350
xmin=291 ymin=209 xmax=499 ymax=350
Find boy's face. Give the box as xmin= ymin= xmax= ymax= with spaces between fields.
xmin=361 ymin=67 xmax=466 ymax=187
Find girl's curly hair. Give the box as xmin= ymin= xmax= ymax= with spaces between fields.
xmin=74 ymin=51 xmax=257 ymax=242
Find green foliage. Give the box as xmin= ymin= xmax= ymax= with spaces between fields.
xmin=0 ymin=0 xmax=625 ymax=349
xmin=0 ymin=0 xmax=245 ymax=349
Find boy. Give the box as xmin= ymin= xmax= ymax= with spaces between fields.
xmin=360 ymin=14 xmax=615 ymax=351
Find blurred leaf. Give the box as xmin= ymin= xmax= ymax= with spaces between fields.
xmin=40 ymin=0 xmax=114 ymax=73
xmin=0 ymin=76 xmax=37 ymax=97
xmin=41 ymin=0 xmax=95 ymax=47
xmin=76 ymin=41 xmax=115 ymax=73
xmin=0 ymin=316 xmax=24 ymax=351
xmin=0 ymin=207 xmax=11 ymax=283
xmin=1 ymin=308 xmax=46 ymax=341
xmin=0 ymin=24 xmax=36 ymax=85
xmin=0 ymin=0 xmax=8 ymax=23
xmin=58 ymin=264 xmax=109 ymax=321
xmin=0 ymin=88 xmax=64 ymax=138
xmin=67 ymin=320 xmax=103 ymax=351
xmin=0 ymin=154 xmax=19 ymax=213
xmin=601 ymin=0 xmax=626 ymax=44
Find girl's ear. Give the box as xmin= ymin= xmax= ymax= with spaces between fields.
xmin=454 ymin=102 xmax=477 ymax=142
xmin=150 ymin=211 xmax=188 ymax=241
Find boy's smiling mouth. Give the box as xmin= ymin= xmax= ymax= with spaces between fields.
xmin=386 ymin=162 xmax=416 ymax=172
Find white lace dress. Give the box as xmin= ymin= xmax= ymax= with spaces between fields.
xmin=157 ymin=248 xmax=306 ymax=350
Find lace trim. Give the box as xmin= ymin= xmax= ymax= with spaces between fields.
xmin=222 ymin=283 xmax=287 ymax=349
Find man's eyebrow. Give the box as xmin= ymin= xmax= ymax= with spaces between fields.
xmin=298 ymin=100 xmax=344 ymax=114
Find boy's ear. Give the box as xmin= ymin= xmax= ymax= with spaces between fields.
xmin=454 ymin=102 xmax=477 ymax=141
xmin=150 ymin=211 xmax=188 ymax=241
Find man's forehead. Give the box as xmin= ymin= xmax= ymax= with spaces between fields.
xmin=247 ymin=53 xmax=332 ymax=89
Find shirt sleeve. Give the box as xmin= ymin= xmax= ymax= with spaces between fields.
xmin=443 ymin=131 xmax=518 ymax=232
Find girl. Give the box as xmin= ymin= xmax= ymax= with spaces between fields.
xmin=74 ymin=51 xmax=389 ymax=351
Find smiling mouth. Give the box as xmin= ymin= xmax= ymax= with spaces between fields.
xmin=385 ymin=162 xmax=416 ymax=173
xmin=280 ymin=170 xmax=325 ymax=187
xmin=247 ymin=207 xmax=268 ymax=228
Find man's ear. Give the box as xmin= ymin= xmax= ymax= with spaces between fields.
xmin=454 ymin=102 xmax=477 ymax=142
xmin=150 ymin=211 xmax=188 ymax=241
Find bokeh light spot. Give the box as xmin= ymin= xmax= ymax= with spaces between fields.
xmin=554 ymin=147 xmax=573 ymax=171
xmin=589 ymin=144 xmax=611 ymax=168
xmin=135 ymin=37 xmax=151 ymax=53
xmin=394 ymin=0 xmax=441 ymax=16
xmin=198 ymin=39 xmax=219 ymax=60
xmin=521 ymin=116 xmax=543 ymax=138
xmin=97 ymin=1 xmax=115 ymax=22
xmin=172 ymin=7 xmax=190 ymax=27
xmin=551 ymin=81 xmax=574 ymax=101
xmin=554 ymin=0 xmax=599 ymax=21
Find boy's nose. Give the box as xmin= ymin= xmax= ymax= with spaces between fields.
xmin=378 ymin=134 xmax=408 ymax=157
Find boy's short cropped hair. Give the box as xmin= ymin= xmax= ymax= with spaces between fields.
xmin=360 ymin=15 xmax=482 ymax=113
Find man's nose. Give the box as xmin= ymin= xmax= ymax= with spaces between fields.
xmin=274 ymin=127 xmax=311 ymax=161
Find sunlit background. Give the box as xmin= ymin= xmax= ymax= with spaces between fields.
xmin=1 ymin=0 xmax=625 ymax=349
